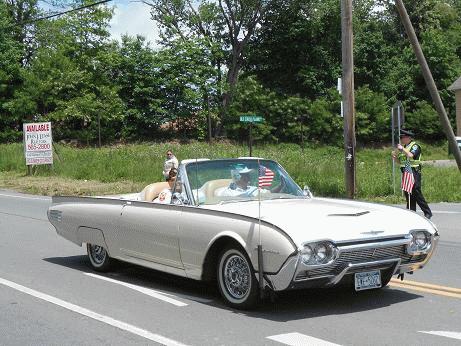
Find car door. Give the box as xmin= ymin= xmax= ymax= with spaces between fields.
xmin=118 ymin=201 xmax=183 ymax=269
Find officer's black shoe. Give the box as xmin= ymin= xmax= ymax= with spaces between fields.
xmin=424 ymin=213 xmax=432 ymax=219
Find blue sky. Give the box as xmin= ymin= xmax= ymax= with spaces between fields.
xmin=38 ymin=0 xmax=160 ymax=47
xmin=108 ymin=0 xmax=160 ymax=47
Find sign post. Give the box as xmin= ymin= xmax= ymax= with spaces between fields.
xmin=239 ymin=115 xmax=264 ymax=157
xmin=23 ymin=122 xmax=53 ymax=173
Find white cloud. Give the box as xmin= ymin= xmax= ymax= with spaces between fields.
xmin=108 ymin=0 xmax=160 ymax=48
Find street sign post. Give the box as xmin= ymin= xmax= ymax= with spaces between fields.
xmin=240 ymin=115 xmax=264 ymax=156
xmin=239 ymin=115 xmax=264 ymax=123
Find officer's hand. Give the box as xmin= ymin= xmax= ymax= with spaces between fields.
xmin=397 ymin=144 xmax=403 ymax=151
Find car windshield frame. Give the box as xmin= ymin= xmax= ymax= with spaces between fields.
xmin=184 ymin=159 xmax=305 ymax=205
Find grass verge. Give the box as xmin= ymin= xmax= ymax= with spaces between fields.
xmin=1 ymin=141 xmax=460 ymax=202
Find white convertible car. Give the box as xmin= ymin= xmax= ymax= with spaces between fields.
xmin=48 ymin=158 xmax=439 ymax=308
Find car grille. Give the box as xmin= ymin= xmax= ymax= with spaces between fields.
xmin=295 ymin=244 xmax=427 ymax=281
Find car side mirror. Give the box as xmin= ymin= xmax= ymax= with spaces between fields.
xmin=303 ymin=185 xmax=313 ymax=198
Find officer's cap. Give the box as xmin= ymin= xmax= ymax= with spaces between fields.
xmin=399 ymin=129 xmax=415 ymax=137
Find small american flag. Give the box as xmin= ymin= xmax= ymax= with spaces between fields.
xmin=258 ymin=165 xmax=275 ymax=187
xmin=401 ymin=160 xmax=415 ymax=194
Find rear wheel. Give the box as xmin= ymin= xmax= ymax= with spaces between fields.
xmin=87 ymin=243 xmax=113 ymax=272
xmin=217 ymin=247 xmax=259 ymax=309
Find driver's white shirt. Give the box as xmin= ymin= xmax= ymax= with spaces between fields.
xmin=215 ymin=185 xmax=259 ymax=197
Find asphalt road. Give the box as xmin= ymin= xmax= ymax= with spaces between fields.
xmin=0 ymin=190 xmax=460 ymax=346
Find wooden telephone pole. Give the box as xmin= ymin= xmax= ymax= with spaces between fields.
xmin=341 ymin=0 xmax=356 ymax=198
xmin=395 ymin=0 xmax=461 ymax=172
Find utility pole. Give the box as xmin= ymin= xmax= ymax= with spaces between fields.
xmin=341 ymin=0 xmax=356 ymax=198
xmin=395 ymin=0 xmax=461 ymax=172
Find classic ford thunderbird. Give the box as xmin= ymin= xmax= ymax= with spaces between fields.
xmin=48 ymin=158 xmax=439 ymax=308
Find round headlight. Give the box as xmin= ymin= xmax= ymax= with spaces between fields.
xmin=408 ymin=230 xmax=431 ymax=254
xmin=314 ymin=243 xmax=328 ymax=262
xmin=414 ymin=231 xmax=429 ymax=249
xmin=301 ymin=245 xmax=313 ymax=265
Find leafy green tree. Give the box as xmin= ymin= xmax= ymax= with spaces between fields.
xmin=227 ymin=76 xmax=344 ymax=145
xmin=405 ymin=100 xmax=443 ymax=139
xmin=246 ymin=0 xmax=342 ymax=98
xmin=154 ymin=38 xmax=218 ymax=139
xmin=144 ymin=0 xmax=275 ymax=130
xmin=0 ymin=2 xmax=23 ymax=141
xmin=106 ymin=36 xmax=164 ymax=139
xmin=355 ymin=86 xmax=389 ymax=143
xmin=6 ymin=1 xmax=124 ymax=143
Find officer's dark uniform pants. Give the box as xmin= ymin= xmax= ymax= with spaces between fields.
xmin=403 ymin=167 xmax=432 ymax=217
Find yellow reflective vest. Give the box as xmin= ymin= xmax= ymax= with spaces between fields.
xmin=398 ymin=141 xmax=422 ymax=168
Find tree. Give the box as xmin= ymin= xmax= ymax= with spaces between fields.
xmin=245 ymin=0 xmax=342 ymax=98
xmin=143 ymin=0 xmax=274 ymax=131
xmin=5 ymin=1 xmax=124 ymax=143
xmin=2 ymin=0 xmax=40 ymax=66
xmin=0 ymin=1 xmax=23 ymax=141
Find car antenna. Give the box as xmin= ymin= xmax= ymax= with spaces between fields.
xmin=257 ymin=158 xmax=265 ymax=298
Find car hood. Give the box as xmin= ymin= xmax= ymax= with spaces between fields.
xmin=203 ymin=197 xmax=436 ymax=247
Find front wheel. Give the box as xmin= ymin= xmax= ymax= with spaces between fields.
xmin=217 ymin=247 xmax=259 ymax=309
xmin=87 ymin=243 xmax=113 ymax=272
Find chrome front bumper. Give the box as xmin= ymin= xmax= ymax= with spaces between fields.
xmin=266 ymin=233 xmax=439 ymax=291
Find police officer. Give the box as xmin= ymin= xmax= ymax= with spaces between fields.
xmin=392 ymin=129 xmax=432 ymax=219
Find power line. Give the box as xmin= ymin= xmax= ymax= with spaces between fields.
xmin=23 ymin=0 xmax=113 ymax=24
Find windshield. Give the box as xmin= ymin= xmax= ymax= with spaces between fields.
xmin=185 ymin=159 xmax=304 ymax=205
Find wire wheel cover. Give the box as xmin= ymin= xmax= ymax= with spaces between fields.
xmin=89 ymin=245 xmax=106 ymax=265
xmin=223 ymin=254 xmax=251 ymax=299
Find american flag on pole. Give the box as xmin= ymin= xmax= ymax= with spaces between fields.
xmin=401 ymin=159 xmax=415 ymax=194
xmin=258 ymin=165 xmax=274 ymax=187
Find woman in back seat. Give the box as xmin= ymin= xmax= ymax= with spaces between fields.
xmin=153 ymin=168 xmax=178 ymax=204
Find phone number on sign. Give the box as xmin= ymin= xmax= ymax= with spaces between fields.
xmin=27 ymin=143 xmax=51 ymax=151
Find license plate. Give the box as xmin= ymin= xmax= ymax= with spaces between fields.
xmin=355 ymin=270 xmax=382 ymax=291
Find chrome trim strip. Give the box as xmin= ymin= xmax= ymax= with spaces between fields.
xmin=335 ymin=235 xmax=408 ymax=245
xmin=336 ymin=238 xmax=410 ymax=252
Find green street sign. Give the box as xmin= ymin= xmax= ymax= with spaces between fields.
xmin=240 ymin=115 xmax=264 ymax=123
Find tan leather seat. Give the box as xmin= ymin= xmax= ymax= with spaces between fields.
xmin=201 ymin=179 xmax=232 ymax=199
xmin=142 ymin=182 xmax=170 ymax=202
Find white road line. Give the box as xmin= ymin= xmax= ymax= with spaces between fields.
xmin=0 ymin=277 xmax=188 ymax=346
xmin=0 ymin=193 xmax=49 ymax=201
xmin=433 ymin=211 xmax=461 ymax=214
xmin=267 ymin=332 xmax=341 ymax=346
xmin=84 ymin=273 xmax=188 ymax=307
xmin=148 ymin=289 xmax=214 ymax=304
xmin=420 ymin=331 xmax=461 ymax=341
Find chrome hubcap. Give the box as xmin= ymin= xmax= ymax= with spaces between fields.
xmin=223 ymin=254 xmax=250 ymax=299
xmin=90 ymin=245 xmax=106 ymax=265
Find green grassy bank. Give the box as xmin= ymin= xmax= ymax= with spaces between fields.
xmin=0 ymin=142 xmax=460 ymax=203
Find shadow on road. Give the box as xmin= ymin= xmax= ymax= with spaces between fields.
xmin=44 ymin=255 xmax=422 ymax=321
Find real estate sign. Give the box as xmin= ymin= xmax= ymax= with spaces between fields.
xmin=23 ymin=122 xmax=53 ymax=165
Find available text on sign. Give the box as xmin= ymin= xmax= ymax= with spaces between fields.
xmin=23 ymin=122 xmax=53 ymax=165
